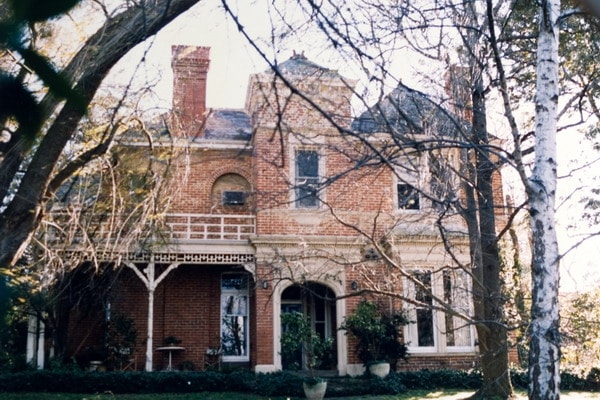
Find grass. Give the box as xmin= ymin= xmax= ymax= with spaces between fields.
xmin=1 ymin=390 xmax=599 ymax=400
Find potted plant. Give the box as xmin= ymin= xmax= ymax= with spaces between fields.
xmin=280 ymin=311 xmax=334 ymax=400
xmin=340 ymin=300 xmax=408 ymax=378
xmin=163 ymin=335 xmax=182 ymax=346
xmin=105 ymin=313 xmax=138 ymax=370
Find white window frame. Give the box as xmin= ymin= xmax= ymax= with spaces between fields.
xmin=220 ymin=273 xmax=250 ymax=362
xmin=404 ymin=267 xmax=476 ymax=354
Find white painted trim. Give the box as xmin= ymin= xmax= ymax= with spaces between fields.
xmin=254 ymin=364 xmax=278 ymax=373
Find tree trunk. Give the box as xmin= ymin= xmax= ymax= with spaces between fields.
xmin=0 ymin=0 xmax=201 ymax=269
xmin=528 ymin=1 xmax=561 ymax=399
xmin=468 ymin=74 xmax=513 ymax=399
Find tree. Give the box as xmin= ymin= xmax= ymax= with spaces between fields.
xmin=561 ymin=289 xmax=600 ymax=374
xmin=221 ymin=1 xmax=517 ymax=397
xmin=220 ymin=0 xmax=600 ymax=398
xmin=0 ymin=0 xmax=202 ymax=270
xmin=526 ymin=2 xmax=560 ymax=398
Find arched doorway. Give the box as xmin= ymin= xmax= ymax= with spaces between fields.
xmin=280 ymin=283 xmax=337 ymax=371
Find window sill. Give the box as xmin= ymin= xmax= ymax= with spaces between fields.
xmin=407 ymin=349 xmax=478 ymax=356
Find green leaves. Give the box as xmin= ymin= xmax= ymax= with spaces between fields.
xmin=0 ymin=74 xmax=42 ymax=141
xmin=18 ymin=47 xmax=86 ymax=113
xmin=0 ymin=0 xmax=85 ymax=142
xmin=9 ymin=0 xmax=80 ymax=22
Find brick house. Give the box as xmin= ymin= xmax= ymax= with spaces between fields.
xmin=51 ymin=45 xmax=506 ymax=375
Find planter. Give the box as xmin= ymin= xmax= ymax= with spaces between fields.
xmin=368 ymin=361 xmax=390 ymax=378
xmin=88 ymin=360 xmax=104 ymax=372
xmin=303 ymin=380 xmax=327 ymax=400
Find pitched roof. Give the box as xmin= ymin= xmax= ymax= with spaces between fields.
xmin=202 ymin=109 xmax=252 ymax=141
xmin=352 ymin=84 xmax=462 ymax=137
xmin=273 ymin=52 xmax=341 ymax=80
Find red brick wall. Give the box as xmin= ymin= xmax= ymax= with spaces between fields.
xmin=253 ymin=268 xmax=274 ymax=367
xmin=397 ymin=354 xmax=478 ymax=371
xmin=168 ymin=149 xmax=253 ymax=214
xmin=82 ymin=265 xmax=241 ymax=371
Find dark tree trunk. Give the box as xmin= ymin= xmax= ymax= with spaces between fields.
xmin=467 ymin=76 xmax=513 ymax=399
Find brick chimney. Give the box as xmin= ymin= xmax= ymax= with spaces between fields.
xmin=171 ymin=45 xmax=210 ymax=138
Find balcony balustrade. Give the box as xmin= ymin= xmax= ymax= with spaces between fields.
xmin=47 ymin=212 xmax=256 ymax=245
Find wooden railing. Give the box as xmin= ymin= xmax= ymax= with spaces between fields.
xmin=164 ymin=213 xmax=255 ymax=241
xmin=47 ymin=212 xmax=256 ymax=244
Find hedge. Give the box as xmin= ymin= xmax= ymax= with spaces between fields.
xmin=0 ymin=368 xmax=596 ymax=395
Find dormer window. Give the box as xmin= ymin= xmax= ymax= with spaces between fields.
xmin=223 ymin=191 xmax=246 ymax=206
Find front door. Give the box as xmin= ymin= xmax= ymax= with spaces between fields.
xmin=280 ymin=283 xmax=337 ymax=371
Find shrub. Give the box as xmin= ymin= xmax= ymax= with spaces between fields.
xmin=0 ymin=367 xmax=592 ymax=395
xmin=253 ymin=371 xmax=303 ymax=397
xmin=340 ymin=300 xmax=408 ymax=366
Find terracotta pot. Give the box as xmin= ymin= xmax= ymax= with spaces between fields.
xmin=303 ymin=380 xmax=327 ymax=400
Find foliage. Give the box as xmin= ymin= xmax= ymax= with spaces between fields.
xmin=279 ymin=311 xmax=333 ymax=378
xmin=0 ymin=279 xmax=29 ymax=372
xmin=561 ymin=289 xmax=600 ymax=374
xmin=0 ymin=0 xmax=83 ymax=141
xmin=253 ymin=371 xmax=304 ymax=397
xmin=0 ymin=368 xmax=596 ymax=395
xmin=105 ymin=313 xmax=138 ymax=370
xmin=340 ymin=300 xmax=408 ymax=366
xmin=163 ymin=336 xmax=182 ymax=346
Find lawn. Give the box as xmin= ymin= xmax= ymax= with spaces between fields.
xmin=1 ymin=391 xmax=599 ymax=400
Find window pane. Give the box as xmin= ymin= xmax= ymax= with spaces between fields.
xmin=416 ymin=309 xmax=435 ymax=346
xmin=222 ymin=274 xmax=249 ymax=290
xmin=296 ymin=150 xmax=319 ymax=177
xmin=295 ymin=150 xmax=319 ymax=208
xmin=221 ymin=295 xmax=248 ymax=356
xmin=443 ymin=269 xmax=472 ymax=347
xmin=221 ymin=273 xmax=250 ymax=359
xmin=398 ymin=183 xmax=420 ymax=210
xmin=414 ymin=272 xmax=434 ymax=347
xmin=221 ymin=315 xmax=247 ymax=356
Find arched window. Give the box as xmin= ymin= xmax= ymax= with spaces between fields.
xmin=211 ymin=173 xmax=251 ymax=210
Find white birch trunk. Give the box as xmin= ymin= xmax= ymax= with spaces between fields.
xmin=528 ymin=0 xmax=561 ymax=398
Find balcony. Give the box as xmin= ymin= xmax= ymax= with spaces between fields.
xmin=47 ymin=212 xmax=256 ymax=244
xmin=164 ymin=213 xmax=255 ymax=242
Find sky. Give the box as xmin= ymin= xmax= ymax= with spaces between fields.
xmin=109 ymin=0 xmax=600 ymax=293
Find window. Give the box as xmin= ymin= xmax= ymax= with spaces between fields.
xmin=395 ymin=153 xmax=424 ymax=211
xmin=404 ymin=268 xmax=474 ymax=353
xmin=397 ymin=183 xmax=420 ymax=210
xmin=295 ymin=149 xmax=320 ymax=208
xmin=221 ymin=273 xmax=250 ymax=361
xmin=223 ymin=191 xmax=246 ymax=206
xmin=413 ymin=272 xmax=434 ymax=347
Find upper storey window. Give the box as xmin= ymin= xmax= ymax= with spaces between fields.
xmin=397 ymin=183 xmax=420 ymax=210
xmin=295 ymin=149 xmax=320 ymax=208
xmin=395 ymin=153 xmax=424 ymax=211
xmin=395 ymin=149 xmax=460 ymax=212
xmin=211 ymin=173 xmax=251 ymax=211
